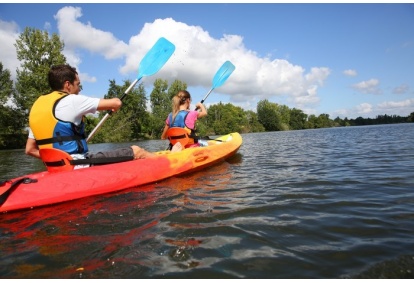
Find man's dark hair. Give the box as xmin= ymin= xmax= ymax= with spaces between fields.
xmin=48 ymin=64 xmax=78 ymax=91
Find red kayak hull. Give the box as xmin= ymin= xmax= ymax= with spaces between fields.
xmin=0 ymin=133 xmax=242 ymax=213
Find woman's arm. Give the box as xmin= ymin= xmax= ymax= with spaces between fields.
xmin=195 ymin=103 xmax=207 ymax=118
xmin=161 ymin=124 xmax=169 ymax=139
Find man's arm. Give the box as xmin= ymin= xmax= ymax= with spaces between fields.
xmin=97 ymin=98 xmax=122 ymax=111
xmin=25 ymin=137 xmax=40 ymax=159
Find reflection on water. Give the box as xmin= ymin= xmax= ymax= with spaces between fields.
xmin=1 ymin=124 xmax=414 ymax=278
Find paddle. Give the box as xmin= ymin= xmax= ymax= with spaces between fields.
xmin=195 ymin=60 xmax=236 ymax=110
xmin=87 ymin=37 xmax=176 ymax=142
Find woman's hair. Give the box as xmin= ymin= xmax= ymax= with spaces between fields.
xmin=172 ymin=90 xmax=191 ymax=118
xmin=48 ymin=64 xmax=78 ymax=91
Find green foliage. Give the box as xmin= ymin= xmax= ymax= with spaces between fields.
xmin=244 ymin=110 xmax=265 ymax=133
xmin=88 ymin=80 xmax=149 ymax=143
xmin=13 ymin=27 xmax=66 ymax=123
xmin=84 ymin=115 xmax=99 ymax=139
xmin=0 ymin=104 xmax=25 ymax=134
xmin=205 ymin=102 xmax=249 ymax=135
xmin=0 ymin=62 xmax=14 ymax=105
xmin=344 ymin=114 xmax=409 ymax=126
xmin=305 ymin=114 xmax=317 ymax=129
xmin=317 ymin=113 xmax=333 ymax=128
xmin=168 ymin=79 xmax=187 ymax=99
xmin=149 ymin=78 xmax=171 ymax=138
xmin=3 ymin=26 xmax=414 ymax=150
xmin=290 ymin=108 xmax=308 ymax=130
xmin=0 ymin=63 xmax=27 ymax=149
xmin=408 ymin=112 xmax=414 ymax=123
xmin=257 ymin=99 xmax=283 ymax=131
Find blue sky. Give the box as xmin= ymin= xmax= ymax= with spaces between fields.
xmin=1 ymin=3 xmax=413 ymax=119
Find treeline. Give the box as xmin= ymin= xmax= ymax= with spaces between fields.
xmin=1 ymin=27 xmax=413 ymax=150
xmin=339 ymin=114 xmax=413 ymax=126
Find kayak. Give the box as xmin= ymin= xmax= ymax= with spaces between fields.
xmin=0 ymin=132 xmax=242 ymax=213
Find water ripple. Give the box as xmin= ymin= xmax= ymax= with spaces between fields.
xmin=1 ymin=124 xmax=414 ymax=278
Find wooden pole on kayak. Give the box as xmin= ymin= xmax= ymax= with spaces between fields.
xmin=87 ymin=37 xmax=176 ymax=142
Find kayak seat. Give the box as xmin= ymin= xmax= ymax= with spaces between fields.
xmin=166 ymin=127 xmax=190 ymax=147
xmin=39 ymin=148 xmax=75 ymax=173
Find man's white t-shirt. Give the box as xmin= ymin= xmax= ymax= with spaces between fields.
xmin=28 ymin=94 xmax=100 ymax=139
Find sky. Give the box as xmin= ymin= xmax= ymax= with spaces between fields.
xmin=0 ymin=3 xmax=413 ymax=119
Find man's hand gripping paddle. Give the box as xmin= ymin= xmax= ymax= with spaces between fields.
xmin=87 ymin=37 xmax=175 ymax=142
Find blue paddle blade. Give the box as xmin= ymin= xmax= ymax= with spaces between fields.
xmin=212 ymin=61 xmax=235 ymax=89
xmin=137 ymin=37 xmax=175 ymax=79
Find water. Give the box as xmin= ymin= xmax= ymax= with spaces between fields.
xmin=1 ymin=124 xmax=413 ymax=279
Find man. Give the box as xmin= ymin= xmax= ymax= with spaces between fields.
xmin=26 ymin=64 xmax=181 ymax=165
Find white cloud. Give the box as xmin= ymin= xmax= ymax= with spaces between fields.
xmin=331 ymin=108 xmax=349 ymax=117
xmin=341 ymin=99 xmax=414 ymax=119
xmin=356 ymin=103 xmax=373 ymax=114
xmin=343 ymin=69 xmax=357 ymax=76
xmin=54 ymin=6 xmax=128 ymax=60
xmin=0 ymin=19 xmax=20 ymax=80
xmin=392 ymin=84 xmax=409 ymax=94
xmin=44 ymin=21 xmax=51 ymax=31
xmin=79 ymin=72 xmax=96 ymax=84
xmin=402 ymin=40 xmax=413 ymax=49
xmin=352 ymin=79 xmax=382 ymax=95
xmin=378 ymin=98 xmax=414 ymax=111
xmin=54 ymin=7 xmax=331 ymax=110
xmin=0 ymin=6 xmax=332 ymax=112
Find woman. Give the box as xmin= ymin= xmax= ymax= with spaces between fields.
xmin=161 ymin=90 xmax=207 ymax=149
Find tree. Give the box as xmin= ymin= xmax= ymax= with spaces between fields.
xmin=149 ymin=79 xmax=170 ymax=138
xmin=257 ymin=99 xmax=282 ymax=131
xmin=245 ymin=110 xmax=265 ymax=133
xmin=278 ymin=104 xmax=291 ymax=130
xmin=104 ymin=79 xmax=149 ymax=140
xmin=0 ymin=62 xmax=14 ymax=106
xmin=13 ymin=27 xmax=66 ymax=122
xmin=0 ymin=62 xmax=26 ymax=149
xmin=205 ymin=102 xmax=248 ymax=135
xmin=305 ymin=114 xmax=317 ymax=129
xmin=290 ymin=108 xmax=307 ymax=130
xmin=317 ymin=113 xmax=332 ymax=128
xmin=89 ymin=80 xmax=149 ymax=143
xmin=408 ymin=112 xmax=414 ymax=123
xmin=168 ymin=79 xmax=187 ymax=100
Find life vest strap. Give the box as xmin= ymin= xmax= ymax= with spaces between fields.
xmin=44 ymin=160 xmax=67 ymax=167
xmin=71 ymin=156 xmax=134 ymax=165
xmin=36 ymin=134 xmax=85 ymax=146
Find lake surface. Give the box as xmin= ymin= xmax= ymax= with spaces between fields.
xmin=1 ymin=124 xmax=414 ymax=279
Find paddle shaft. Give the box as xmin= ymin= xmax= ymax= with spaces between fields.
xmin=195 ymin=88 xmax=213 ymax=111
xmin=86 ymin=37 xmax=175 ymax=142
xmin=195 ymin=61 xmax=235 ymax=111
xmin=201 ymin=88 xmax=214 ymax=104
xmin=86 ymin=78 xmax=139 ymax=142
